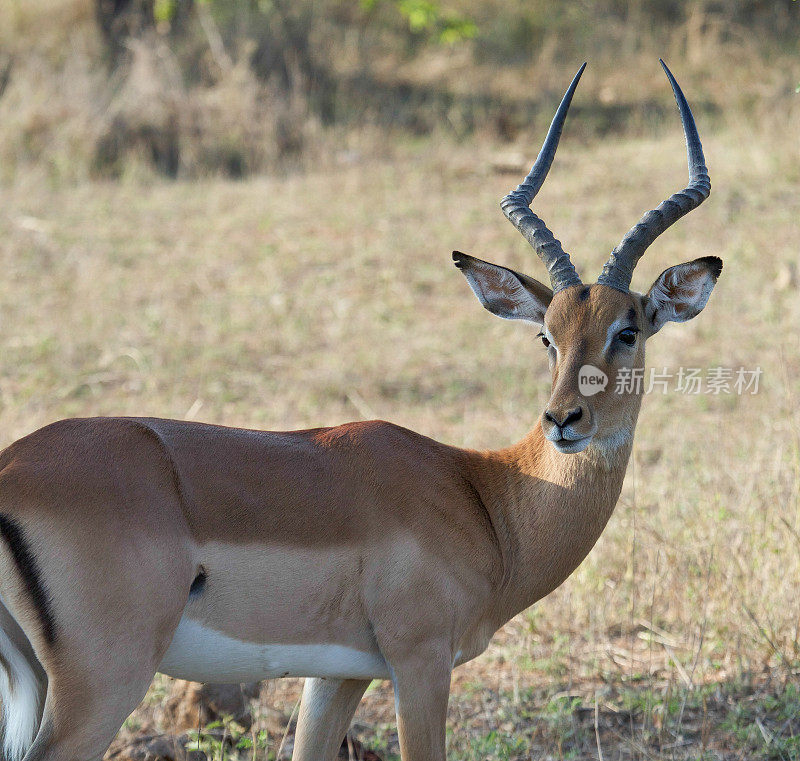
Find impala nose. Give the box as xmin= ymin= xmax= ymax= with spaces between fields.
xmin=544 ymin=407 xmax=583 ymax=428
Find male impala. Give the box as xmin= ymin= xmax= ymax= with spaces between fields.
xmin=0 ymin=60 xmax=720 ymax=761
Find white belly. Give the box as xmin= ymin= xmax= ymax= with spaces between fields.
xmin=158 ymin=617 xmax=390 ymax=683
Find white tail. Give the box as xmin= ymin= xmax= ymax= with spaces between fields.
xmin=0 ymin=599 xmax=42 ymax=761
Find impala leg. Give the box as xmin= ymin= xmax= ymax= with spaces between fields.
xmin=21 ymin=664 xmax=157 ymax=761
xmin=11 ymin=549 xmax=192 ymax=761
xmin=292 ymin=678 xmax=371 ymax=761
xmin=391 ymin=647 xmax=452 ymax=761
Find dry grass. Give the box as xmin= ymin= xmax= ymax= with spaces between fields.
xmin=2 ymin=107 xmax=799 ymax=757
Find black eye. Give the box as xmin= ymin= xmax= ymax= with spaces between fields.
xmin=618 ymin=328 xmax=639 ymax=346
xmin=537 ymin=332 xmax=551 ymax=348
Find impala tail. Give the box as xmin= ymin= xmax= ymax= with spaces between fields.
xmin=0 ymin=516 xmax=47 ymax=761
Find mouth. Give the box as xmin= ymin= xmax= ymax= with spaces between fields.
xmin=549 ymin=435 xmax=592 ymax=454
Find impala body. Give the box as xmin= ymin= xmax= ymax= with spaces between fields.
xmin=0 ymin=61 xmax=721 ymax=761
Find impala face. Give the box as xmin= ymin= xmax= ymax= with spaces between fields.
xmin=538 ymin=284 xmax=645 ymax=453
xmin=454 ymin=252 xmax=722 ymax=455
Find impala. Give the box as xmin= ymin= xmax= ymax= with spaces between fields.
xmin=0 ymin=60 xmax=720 ymax=761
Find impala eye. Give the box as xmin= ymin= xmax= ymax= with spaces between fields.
xmin=618 ymin=328 xmax=639 ymax=346
xmin=537 ymin=332 xmax=551 ymax=349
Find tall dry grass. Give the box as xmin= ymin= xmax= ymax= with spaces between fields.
xmin=0 ymin=0 xmax=797 ymax=181
xmin=0 ymin=0 xmax=325 ymax=181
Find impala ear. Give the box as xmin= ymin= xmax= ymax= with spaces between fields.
xmin=453 ymin=251 xmax=552 ymax=325
xmin=644 ymin=256 xmax=722 ymax=334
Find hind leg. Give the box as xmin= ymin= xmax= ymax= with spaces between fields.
xmin=292 ymin=678 xmax=371 ymax=761
xmin=20 ymin=596 xmax=187 ymax=761
xmin=22 ymin=667 xmax=155 ymax=761
xmin=8 ymin=547 xmax=193 ymax=761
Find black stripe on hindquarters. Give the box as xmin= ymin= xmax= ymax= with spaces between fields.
xmin=0 ymin=514 xmax=56 ymax=645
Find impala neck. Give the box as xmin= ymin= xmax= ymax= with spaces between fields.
xmin=473 ymin=416 xmax=636 ymax=624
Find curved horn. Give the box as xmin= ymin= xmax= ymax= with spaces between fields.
xmin=500 ymin=63 xmax=586 ymax=293
xmin=597 ymin=60 xmax=711 ymax=292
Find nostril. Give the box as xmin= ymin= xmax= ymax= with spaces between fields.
xmin=545 ymin=407 xmax=583 ymax=428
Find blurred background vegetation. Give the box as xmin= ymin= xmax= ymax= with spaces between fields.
xmin=1 ymin=1 xmax=800 ymax=759
xmin=0 ymin=0 xmax=797 ymax=180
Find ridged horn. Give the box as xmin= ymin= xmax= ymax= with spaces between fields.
xmin=597 ymin=59 xmax=711 ymax=292
xmin=500 ymin=63 xmax=586 ymax=293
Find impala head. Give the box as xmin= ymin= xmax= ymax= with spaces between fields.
xmin=455 ymin=61 xmax=722 ymax=455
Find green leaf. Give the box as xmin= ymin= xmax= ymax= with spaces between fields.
xmin=153 ymin=0 xmax=176 ymax=23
